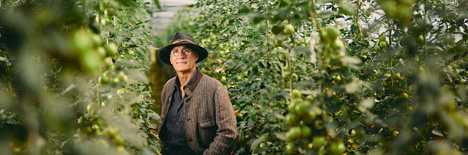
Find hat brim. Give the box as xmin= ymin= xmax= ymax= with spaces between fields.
xmin=158 ymin=42 xmax=208 ymax=65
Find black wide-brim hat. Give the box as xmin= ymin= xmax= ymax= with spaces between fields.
xmin=158 ymin=32 xmax=208 ymax=65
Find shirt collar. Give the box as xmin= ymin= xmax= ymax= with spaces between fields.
xmin=175 ymin=67 xmax=198 ymax=89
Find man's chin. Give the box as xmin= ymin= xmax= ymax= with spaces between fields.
xmin=174 ymin=67 xmax=193 ymax=73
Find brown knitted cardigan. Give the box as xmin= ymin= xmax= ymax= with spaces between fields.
xmin=158 ymin=69 xmax=238 ymax=155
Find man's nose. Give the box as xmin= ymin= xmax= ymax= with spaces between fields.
xmin=176 ymin=53 xmax=187 ymax=58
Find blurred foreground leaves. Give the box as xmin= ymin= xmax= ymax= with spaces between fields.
xmin=0 ymin=0 xmax=160 ymax=154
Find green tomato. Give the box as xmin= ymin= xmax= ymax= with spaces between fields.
xmin=361 ymin=55 xmax=368 ymax=60
xmin=91 ymin=34 xmax=102 ymax=47
xmin=379 ymin=41 xmax=387 ymax=48
xmin=331 ymin=39 xmax=344 ymax=50
xmin=101 ymin=18 xmax=109 ymax=25
xmin=330 ymin=142 xmax=345 ymax=155
xmin=320 ymin=28 xmax=329 ymax=43
xmin=97 ymin=119 xmax=104 ymax=125
xmin=111 ymin=77 xmax=120 ymax=85
xmin=303 ymin=111 xmax=317 ymax=123
xmin=312 ymin=136 xmax=326 ymax=148
xmin=396 ymin=6 xmax=412 ymax=21
xmin=104 ymin=57 xmax=114 ymax=67
xmin=292 ymin=90 xmax=301 ymax=99
xmin=373 ymin=46 xmax=381 ymax=51
xmin=118 ymin=71 xmax=125 ymax=77
xmin=319 ymin=28 xmax=329 ymax=43
xmin=100 ymin=75 xmax=109 ymax=84
xmin=105 ymin=43 xmax=118 ymax=57
xmin=13 ymin=147 xmax=21 ymax=154
xmin=97 ymin=47 xmax=107 ymax=58
xmin=118 ymin=72 xmax=128 ymax=83
xmin=287 ymin=103 xmax=296 ymax=112
xmin=326 ymin=27 xmax=340 ymax=41
xmin=379 ymin=35 xmax=386 ymax=42
xmin=301 ymin=126 xmax=312 ymax=139
xmin=402 ymin=92 xmax=409 ymax=99
xmin=113 ymin=135 xmax=125 ymax=146
xmin=91 ymin=124 xmax=99 ymax=131
xmin=80 ymin=51 xmax=101 ymax=75
xmin=334 ymin=75 xmax=341 ymax=82
xmin=236 ymin=75 xmax=244 ymax=81
xmin=285 ymin=142 xmax=295 ymax=154
xmin=117 ymin=89 xmax=125 ymax=95
xmin=393 ymin=73 xmax=402 ymax=80
xmin=128 ymin=50 xmax=135 ymax=55
xmin=381 ymin=0 xmax=398 ymax=17
xmin=243 ymin=71 xmax=248 ymax=76
xmin=220 ymin=76 xmax=227 ymax=83
xmin=287 ymin=127 xmax=302 ymax=141
xmin=285 ymin=113 xmax=299 ymax=126
xmin=374 ymin=70 xmax=380 ymax=76
xmin=107 ymin=127 xmax=118 ymax=138
xmin=85 ymin=126 xmax=93 ymax=133
xmin=295 ymin=101 xmax=309 ymax=116
xmin=72 ymin=29 xmax=94 ymax=54
xmin=283 ymin=24 xmax=295 ymax=35
xmin=236 ymin=113 xmax=244 ymax=119
xmin=292 ymin=73 xmax=298 ymax=82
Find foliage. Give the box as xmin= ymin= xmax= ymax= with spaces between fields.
xmin=0 ymin=0 xmax=160 ymax=154
xmin=168 ymin=0 xmax=468 ymax=154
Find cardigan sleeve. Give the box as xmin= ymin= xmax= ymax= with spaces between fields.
xmin=203 ymin=85 xmax=238 ymax=155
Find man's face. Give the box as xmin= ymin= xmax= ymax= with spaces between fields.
xmin=170 ymin=45 xmax=199 ymax=72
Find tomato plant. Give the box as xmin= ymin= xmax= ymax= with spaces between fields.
xmin=163 ymin=0 xmax=468 ymax=154
xmin=1 ymin=0 xmax=467 ymax=154
xmin=0 ymin=0 xmax=161 ymax=154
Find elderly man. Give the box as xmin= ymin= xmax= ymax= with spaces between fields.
xmin=157 ymin=32 xmax=238 ymax=155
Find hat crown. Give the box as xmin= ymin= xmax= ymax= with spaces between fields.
xmin=170 ymin=32 xmax=197 ymax=44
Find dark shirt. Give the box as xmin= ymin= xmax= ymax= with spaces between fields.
xmin=165 ymin=68 xmax=197 ymax=148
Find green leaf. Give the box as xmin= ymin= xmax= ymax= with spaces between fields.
xmin=274 ymin=132 xmax=287 ymax=141
xmin=358 ymin=98 xmax=375 ymax=112
xmin=341 ymin=56 xmax=362 ymax=65
xmin=338 ymin=1 xmax=356 ymax=15
xmin=0 ymin=56 xmax=7 ymax=62
xmin=153 ymin=0 xmax=161 ymax=10
xmin=251 ymin=134 xmax=267 ymax=150
xmin=344 ymin=77 xmax=363 ymax=93
xmin=238 ymin=4 xmax=251 ymax=14
xmin=252 ymin=14 xmax=265 ymax=24
xmin=115 ymin=0 xmax=137 ymax=7
xmin=271 ymin=25 xmax=284 ymax=35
